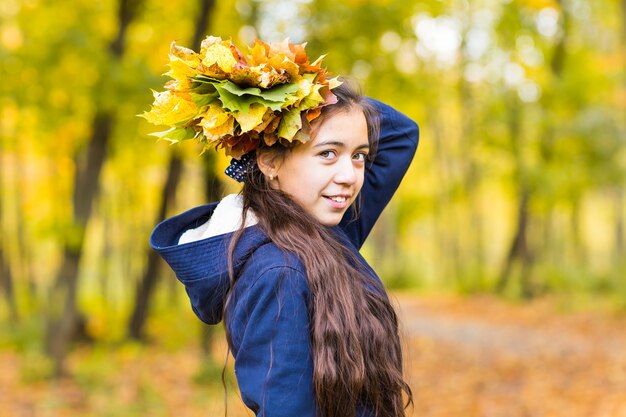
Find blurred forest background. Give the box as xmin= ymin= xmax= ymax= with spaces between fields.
xmin=1 ymin=0 xmax=625 ymax=416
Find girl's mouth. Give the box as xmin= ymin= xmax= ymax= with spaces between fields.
xmin=323 ymin=195 xmax=349 ymax=209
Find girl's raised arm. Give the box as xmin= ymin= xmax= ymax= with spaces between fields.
xmin=338 ymin=99 xmax=419 ymax=248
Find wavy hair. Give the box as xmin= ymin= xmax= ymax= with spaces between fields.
xmin=225 ymin=81 xmax=412 ymax=417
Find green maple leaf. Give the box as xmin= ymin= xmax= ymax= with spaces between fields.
xmin=277 ymin=108 xmax=302 ymax=141
xmin=149 ymin=126 xmax=198 ymax=143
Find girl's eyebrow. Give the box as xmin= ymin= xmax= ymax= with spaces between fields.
xmin=314 ymin=140 xmax=370 ymax=150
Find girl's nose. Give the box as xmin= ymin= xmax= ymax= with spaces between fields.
xmin=334 ymin=157 xmax=357 ymax=185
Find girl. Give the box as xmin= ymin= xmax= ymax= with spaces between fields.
xmin=148 ymin=38 xmax=419 ymax=417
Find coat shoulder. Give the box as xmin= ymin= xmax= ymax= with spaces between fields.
xmin=235 ymin=241 xmax=308 ymax=293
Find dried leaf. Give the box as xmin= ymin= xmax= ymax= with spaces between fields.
xmin=202 ymin=43 xmax=238 ymax=73
xmin=277 ymin=108 xmax=302 ymax=141
xmin=139 ymin=90 xmax=197 ymax=127
xmin=234 ymin=103 xmax=268 ymax=133
xmin=148 ymin=126 xmax=197 ymax=143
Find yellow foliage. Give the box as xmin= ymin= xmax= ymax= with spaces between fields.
xmin=234 ymin=103 xmax=269 ymax=133
xmin=165 ymin=56 xmax=199 ymax=84
xmin=202 ymin=43 xmax=238 ymax=73
xmin=140 ymin=90 xmax=197 ymax=126
xmin=521 ymin=0 xmax=561 ymax=10
xmin=198 ymin=103 xmax=235 ymax=141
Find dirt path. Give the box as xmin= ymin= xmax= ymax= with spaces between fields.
xmin=393 ymin=294 xmax=626 ymax=417
xmin=2 ymin=294 xmax=625 ymax=417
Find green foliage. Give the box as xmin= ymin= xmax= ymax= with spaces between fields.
xmin=192 ymin=357 xmax=226 ymax=386
xmin=19 ymin=351 xmax=55 ymax=383
xmin=1 ymin=309 xmax=47 ymax=353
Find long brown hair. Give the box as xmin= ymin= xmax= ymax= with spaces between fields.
xmin=225 ymin=82 xmax=412 ymax=417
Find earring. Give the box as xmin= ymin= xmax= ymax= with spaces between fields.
xmin=269 ymin=174 xmax=274 ymax=181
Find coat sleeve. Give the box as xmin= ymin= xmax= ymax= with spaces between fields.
xmin=228 ymin=266 xmax=317 ymax=417
xmin=339 ymin=99 xmax=419 ymax=248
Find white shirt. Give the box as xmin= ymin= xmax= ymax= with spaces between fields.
xmin=177 ymin=194 xmax=259 ymax=245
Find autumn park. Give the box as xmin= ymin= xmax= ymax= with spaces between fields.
xmin=1 ymin=0 xmax=626 ymax=415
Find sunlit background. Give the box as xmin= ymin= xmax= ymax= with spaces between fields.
xmin=1 ymin=0 xmax=625 ymax=416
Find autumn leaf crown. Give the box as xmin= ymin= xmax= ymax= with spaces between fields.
xmin=140 ymin=36 xmax=342 ymax=159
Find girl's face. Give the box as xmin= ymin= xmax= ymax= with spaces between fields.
xmin=273 ymin=107 xmax=370 ymax=226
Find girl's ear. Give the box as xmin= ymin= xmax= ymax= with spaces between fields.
xmin=256 ymin=148 xmax=282 ymax=179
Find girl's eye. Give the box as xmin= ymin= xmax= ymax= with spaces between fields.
xmin=319 ymin=150 xmax=336 ymax=159
xmin=353 ymin=152 xmax=369 ymax=162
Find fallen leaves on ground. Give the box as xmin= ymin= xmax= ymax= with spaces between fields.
xmin=395 ymin=293 xmax=626 ymax=417
xmin=2 ymin=294 xmax=626 ymax=417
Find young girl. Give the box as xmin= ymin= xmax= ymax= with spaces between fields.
xmin=147 ymin=37 xmax=419 ymax=417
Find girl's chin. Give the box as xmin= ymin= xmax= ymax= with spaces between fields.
xmin=312 ymin=210 xmax=345 ymax=227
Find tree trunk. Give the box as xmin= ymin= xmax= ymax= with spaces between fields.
xmin=0 ymin=247 xmax=17 ymax=322
xmin=497 ymin=1 xmax=570 ymax=296
xmin=127 ymin=0 xmax=217 ymax=341
xmin=458 ymin=22 xmax=485 ymax=285
xmin=0 ymin=142 xmax=18 ymax=321
xmin=616 ymin=189 xmax=626 ymax=263
xmin=496 ymin=189 xmax=531 ymax=294
xmin=570 ymin=197 xmax=587 ymax=266
xmin=495 ymin=92 xmax=537 ymax=296
xmin=46 ymin=114 xmax=112 ymax=377
xmin=202 ymin=152 xmax=224 ymax=203
xmin=191 ymin=0 xmax=216 ymax=51
xmin=623 ymin=0 xmax=626 ymax=40
xmin=617 ymin=0 xmax=626 ymax=264
xmin=16 ymin=144 xmax=36 ymax=304
xmin=128 ymin=150 xmax=183 ymax=340
xmin=428 ymin=102 xmax=463 ymax=286
xmin=44 ymin=0 xmax=143 ymax=377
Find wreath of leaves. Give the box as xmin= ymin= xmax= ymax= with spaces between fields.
xmin=140 ymin=36 xmax=341 ymax=159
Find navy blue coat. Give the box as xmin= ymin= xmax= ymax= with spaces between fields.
xmin=150 ymin=100 xmax=419 ymax=416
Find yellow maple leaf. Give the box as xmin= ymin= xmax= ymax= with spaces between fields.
xmin=268 ymin=54 xmax=300 ymax=80
xmin=198 ymin=102 xmax=230 ymax=126
xmin=201 ymin=119 xmax=234 ymax=142
xmin=300 ymin=84 xmax=325 ymax=109
xmin=234 ymin=64 xmax=288 ymax=88
xmin=264 ymin=114 xmax=282 ymax=131
xmin=200 ymin=36 xmax=224 ymax=53
xmin=229 ymin=66 xmax=263 ymax=87
xmin=165 ymin=56 xmax=198 ymax=83
xmin=200 ymin=37 xmax=240 ymax=74
xmin=269 ymin=38 xmax=304 ymax=64
xmin=164 ymin=78 xmax=193 ymax=92
xmin=277 ymin=108 xmax=302 ymax=141
xmin=140 ymin=90 xmax=197 ymax=126
xmin=248 ymin=40 xmax=270 ymax=66
xmin=253 ymin=111 xmax=278 ymax=133
xmin=165 ymin=42 xmax=202 ymax=85
xmin=288 ymin=78 xmax=313 ymax=107
xmin=234 ymin=103 xmax=269 ymax=133
xmin=170 ymin=41 xmax=202 ymax=65
xmin=198 ymin=103 xmax=235 ymax=141
xmin=202 ymin=44 xmax=237 ymax=73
